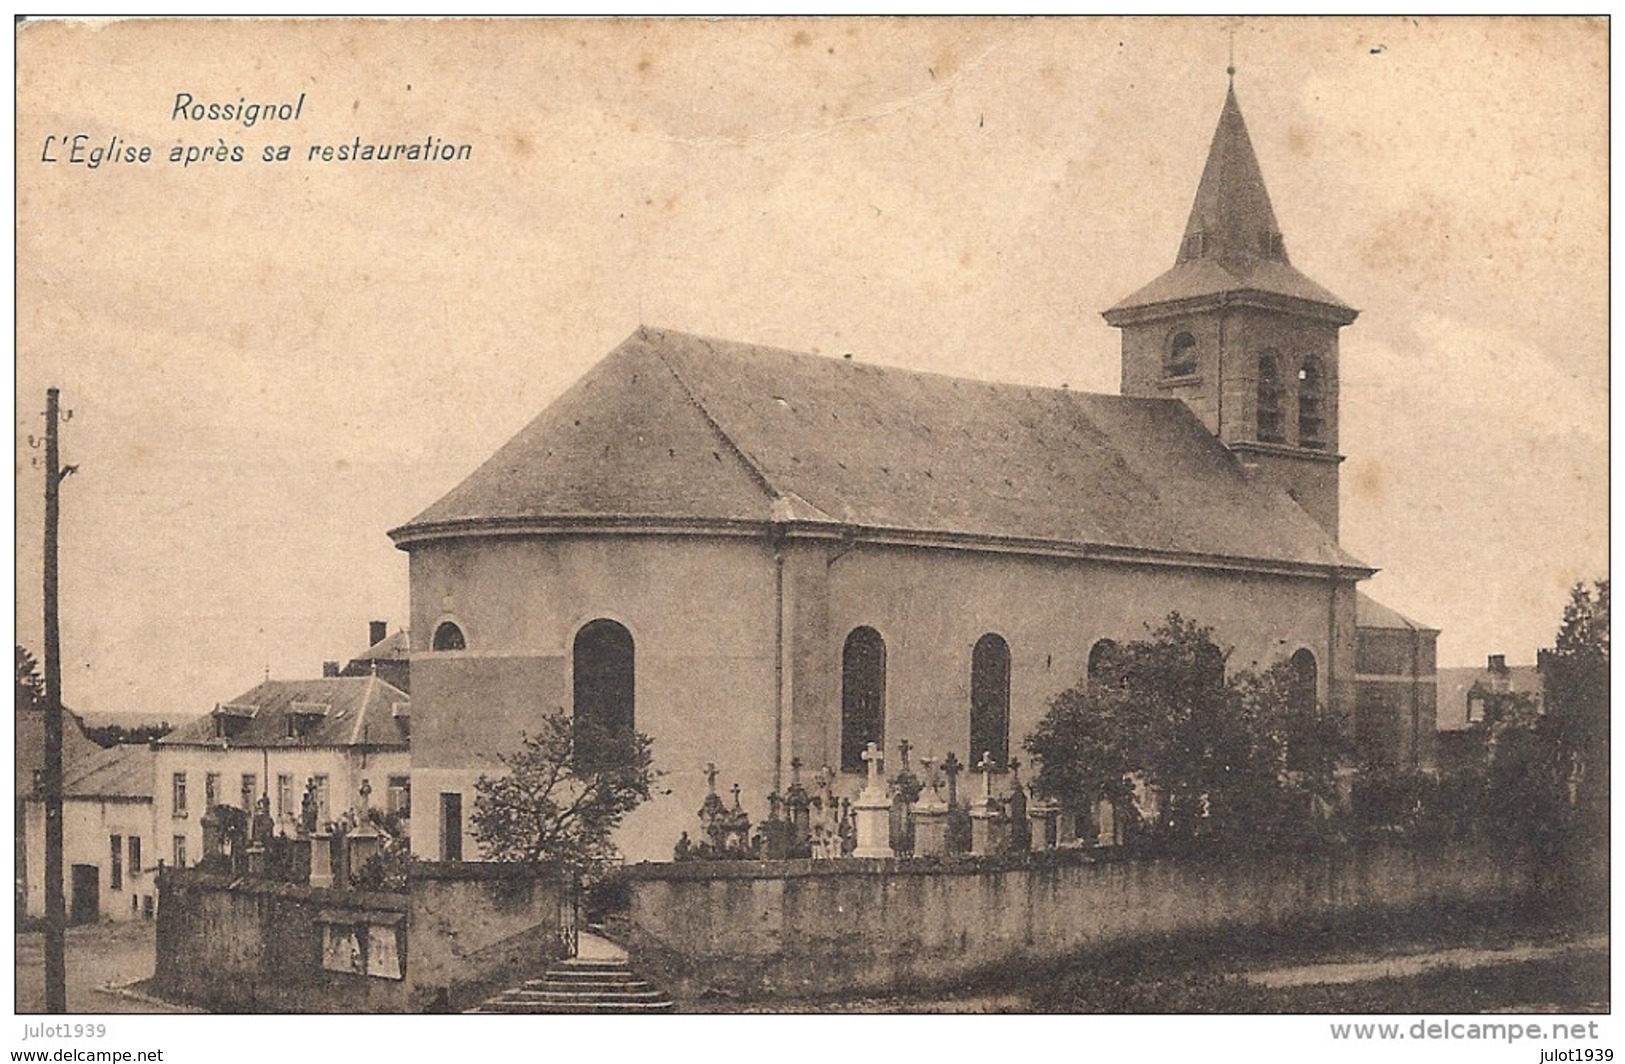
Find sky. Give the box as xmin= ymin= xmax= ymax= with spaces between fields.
xmin=14 ymin=17 xmax=1609 ymax=720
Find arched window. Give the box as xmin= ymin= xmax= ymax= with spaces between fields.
xmin=1289 ymin=648 xmax=1317 ymax=716
xmin=1165 ymin=332 xmax=1198 ymax=378
xmin=432 ymin=621 xmax=466 ymax=652
xmin=841 ymin=627 xmax=886 ymax=772
xmin=1257 ymin=352 xmax=1285 ymax=443
xmin=1087 ymin=638 xmax=1121 ymax=689
xmin=1298 ymin=357 xmax=1326 ymax=448
xmin=969 ymin=634 xmax=1011 ymax=770
xmin=573 ymin=619 xmax=634 ymax=771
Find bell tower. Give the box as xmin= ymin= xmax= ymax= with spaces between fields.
xmin=1102 ymin=80 xmax=1357 ymax=539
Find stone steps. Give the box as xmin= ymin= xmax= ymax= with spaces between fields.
xmin=469 ymin=957 xmax=674 ymax=1014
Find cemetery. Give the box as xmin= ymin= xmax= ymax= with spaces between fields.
xmin=153 ymin=734 xmax=1539 ymax=1011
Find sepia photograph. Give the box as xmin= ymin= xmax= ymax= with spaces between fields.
xmin=12 ymin=14 xmax=1609 ymax=1053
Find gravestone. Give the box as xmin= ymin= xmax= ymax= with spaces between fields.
xmin=852 ymin=743 xmax=893 ymax=858
xmin=1007 ymin=758 xmax=1032 ymax=852
xmin=888 ymin=738 xmax=923 ymax=856
xmin=911 ymin=754 xmax=950 ymax=856
xmin=968 ymin=751 xmax=1009 ymax=856
xmin=785 ymin=758 xmax=812 ymax=858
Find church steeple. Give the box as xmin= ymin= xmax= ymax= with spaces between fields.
xmin=1178 ymin=84 xmax=1286 ymax=270
xmin=1102 ymin=82 xmax=1358 ymax=540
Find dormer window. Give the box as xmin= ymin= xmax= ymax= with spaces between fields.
xmin=286 ymin=702 xmax=330 ymax=740
xmin=1165 ymin=332 xmax=1198 ymax=378
xmin=1298 ymin=357 xmax=1327 ymax=449
xmin=212 ymin=702 xmax=257 ymax=742
xmin=1257 ymin=352 xmax=1285 ymax=444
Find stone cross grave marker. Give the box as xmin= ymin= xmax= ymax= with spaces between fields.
xmin=861 ymin=741 xmax=884 ymax=791
xmin=978 ymin=751 xmax=996 ymax=802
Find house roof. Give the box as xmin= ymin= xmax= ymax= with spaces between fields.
xmin=392 ymin=327 xmax=1367 ymax=577
xmin=159 ymin=676 xmax=409 ymax=749
xmin=351 ymin=628 xmax=409 ymax=662
xmin=1437 ymin=661 xmax=1544 ymax=732
xmin=1106 ymin=85 xmax=1353 ymax=319
xmin=1356 ymin=591 xmax=1438 ymax=633
xmin=14 ymin=704 xmax=103 ymax=798
xmin=62 ymin=743 xmax=153 ymax=801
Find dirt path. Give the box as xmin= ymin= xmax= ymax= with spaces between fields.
xmin=15 ymin=921 xmax=191 ymax=1014
xmin=1241 ymin=932 xmax=1609 ymax=989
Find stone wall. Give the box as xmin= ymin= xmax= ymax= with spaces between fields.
xmin=620 ymin=838 xmax=1531 ymax=1000
xmin=407 ymin=862 xmax=569 ymax=1012
xmin=155 ymin=871 xmax=410 ymax=1013
xmin=155 ymin=862 xmax=566 ymax=1013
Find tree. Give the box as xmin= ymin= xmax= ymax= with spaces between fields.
xmin=1024 ymin=614 xmax=1347 ymax=847
xmin=16 ymin=644 xmax=43 ymax=711
xmin=83 ymin=720 xmax=173 ymax=748
xmin=1543 ymin=579 xmax=1609 ymax=832
xmin=470 ymin=712 xmax=662 ymax=880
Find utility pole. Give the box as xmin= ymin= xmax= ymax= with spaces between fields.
xmin=42 ymin=387 xmax=71 ymax=1013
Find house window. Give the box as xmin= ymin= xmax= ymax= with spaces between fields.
xmin=110 ymin=836 xmax=123 ymax=892
xmin=969 ymin=634 xmax=1011 ymax=770
xmin=440 ymin=792 xmax=463 ymax=862
xmin=572 ymin=619 xmax=635 ymax=771
xmin=313 ymin=775 xmax=330 ymax=823
xmin=432 ymin=621 xmax=466 ymax=651
xmin=1257 ymin=352 xmax=1285 ymax=443
xmin=1165 ymin=331 xmax=1198 ymax=378
xmin=204 ymin=772 xmax=219 ymax=810
xmin=172 ymin=835 xmax=187 ymax=869
xmin=1298 ymin=357 xmax=1327 ymax=448
xmin=1290 ymin=648 xmax=1318 ymax=715
xmin=277 ymin=774 xmax=293 ymax=818
xmin=172 ymin=773 xmax=188 ymax=816
xmin=128 ymin=836 xmax=141 ymax=876
xmin=241 ymin=774 xmax=257 ymax=811
xmin=387 ymin=775 xmax=411 ymax=818
xmin=841 ymin=626 xmax=886 ymax=772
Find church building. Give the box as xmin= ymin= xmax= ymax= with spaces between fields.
xmin=390 ymin=83 xmax=1433 ymax=864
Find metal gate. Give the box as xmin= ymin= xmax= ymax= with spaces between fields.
xmin=557 ymin=880 xmax=579 ymax=958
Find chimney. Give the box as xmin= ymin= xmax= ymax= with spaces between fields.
xmin=1488 ymin=654 xmax=1507 ymax=673
xmin=323 ymin=661 xmax=340 ymax=678
xmin=369 ymin=620 xmax=388 ymax=647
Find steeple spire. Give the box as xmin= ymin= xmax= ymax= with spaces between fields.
xmin=1104 ymin=81 xmax=1353 ymax=318
xmin=1179 ymin=84 xmax=1286 ymax=269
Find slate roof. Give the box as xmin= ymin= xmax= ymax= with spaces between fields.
xmin=62 ymin=743 xmax=153 ymax=801
xmin=1356 ymin=592 xmax=1438 ymax=633
xmin=1437 ymin=662 xmax=1544 ymax=733
xmin=351 ymin=628 xmax=409 ymax=662
xmin=1106 ymin=85 xmax=1353 ymax=318
xmin=159 ymin=676 xmax=409 ymax=749
xmin=14 ymin=705 xmax=103 ymax=798
xmin=393 ymin=327 xmax=1367 ymax=576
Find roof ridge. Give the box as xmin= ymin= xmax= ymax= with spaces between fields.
xmin=651 ymin=334 xmax=783 ymax=505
